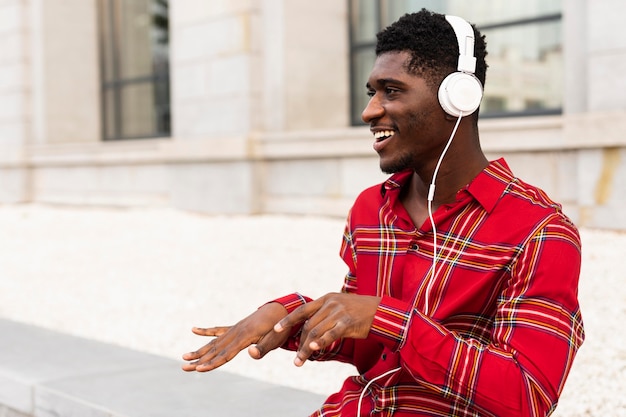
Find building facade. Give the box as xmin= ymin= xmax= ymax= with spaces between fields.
xmin=0 ymin=0 xmax=624 ymax=230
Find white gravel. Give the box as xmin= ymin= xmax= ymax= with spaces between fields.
xmin=0 ymin=204 xmax=624 ymax=416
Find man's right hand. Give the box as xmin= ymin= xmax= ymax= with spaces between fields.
xmin=181 ymin=302 xmax=289 ymax=372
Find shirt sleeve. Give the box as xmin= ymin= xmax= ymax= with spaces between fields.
xmin=368 ymin=217 xmax=585 ymax=416
xmin=272 ymin=293 xmax=311 ymax=313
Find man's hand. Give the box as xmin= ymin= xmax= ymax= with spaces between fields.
xmin=270 ymin=293 xmax=381 ymax=367
xmin=181 ymin=302 xmax=289 ymax=372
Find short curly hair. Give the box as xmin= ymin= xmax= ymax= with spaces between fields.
xmin=376 ymin=9 xmax=488 ymax=91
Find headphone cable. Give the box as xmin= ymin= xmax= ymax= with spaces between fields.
xmin=356 ymin=112 xmax=463 ymax=414
xmin=356 ymin=366 xmax=402 ymax=416
xmin=425 ymin=111 xmax=463 ymax=315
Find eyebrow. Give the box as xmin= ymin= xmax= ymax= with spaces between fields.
xmin=366 ymin=77 xmax=408 ymax=89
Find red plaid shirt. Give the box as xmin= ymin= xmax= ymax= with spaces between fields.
xmin=275 ymin=159 xmax=584 ymax=416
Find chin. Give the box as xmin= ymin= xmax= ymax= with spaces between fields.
xmin=380 ymin=165 xmax=398 ymax=175
xmin=380 ymin=165 xmax=407 ymax=175
xmin=379 ymin=156 xmax=413 ymax=174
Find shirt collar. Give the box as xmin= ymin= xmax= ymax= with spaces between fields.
xmin=380 ymin=170 xmax=412 ymax=197
xmin=379 ymin=158 xmax=514 ymax=213
xmin=465 ymin=158 xmax=513 ymax=213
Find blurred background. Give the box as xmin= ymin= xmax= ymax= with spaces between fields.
xmin=0 ymin=1 xmax=625 ymax=416
xmin=0 ymin=0 xmax=624 ymax=228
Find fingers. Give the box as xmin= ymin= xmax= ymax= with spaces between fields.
xmin=181 ymin=326 xmax=231 ymax=362
xmin=270 ymin=298 xmax=330 ymax=365
xmin=274 ymin=300 xmax=321 ymax=333
xmin=181 ymin=325 xmax=249 ymax=372
xmin=191 ymin=326 xmax=230 ymax=337
xmin=293 ymin=314 xmax=345 ymax=366
xmin=272 ymin=297 xmax=338 ymax=366
xmin=278 ymin=293 xmax=381 ymax=367
xmin=182 ymin=302 xmax=290 ymax=373
xmin=182 ymin=333 xmax=247 ymax=372
xmin=248 ymin=324 xmax=291 ymax=360
xmin=193 ymin=342 xmax=240 ymax=372
xmin=184 ymin=323 xmax=288 ymax=371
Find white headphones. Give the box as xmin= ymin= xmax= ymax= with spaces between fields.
xmin=438 ymin=15 xmax=484 ymax=117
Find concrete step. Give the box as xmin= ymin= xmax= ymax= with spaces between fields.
xmin=0 ymin=318 xmax=324 ymax=416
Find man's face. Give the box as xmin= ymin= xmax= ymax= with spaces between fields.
xmin=362 ymin=51 xmax=446 ymax=174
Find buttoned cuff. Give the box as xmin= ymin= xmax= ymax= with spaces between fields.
xmin=368 ymin=295 xmax=412 ymax=351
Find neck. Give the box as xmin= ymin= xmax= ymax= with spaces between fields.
xmin=405 ymin=139 xmax=488 ymax=213
xmin=401 ymin=153 xmax=487 ymax=229
xmin=421 ymin=120 xmax=487 ymax=202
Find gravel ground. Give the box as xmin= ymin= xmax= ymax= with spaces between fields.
xmin=0 ymin=204 xmax=624 ymax=416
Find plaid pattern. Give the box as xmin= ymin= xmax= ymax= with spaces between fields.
xmin=276 ymin=159 xmax=584 ymax=416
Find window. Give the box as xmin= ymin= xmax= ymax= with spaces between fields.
xmin=349 ymin=0 xmax=562 ymax=124
xmin=98 ymin=0 xmax=170 ymax=140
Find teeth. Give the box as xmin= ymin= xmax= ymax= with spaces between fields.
xmin=374 ymin=130 xmax=394 ymax=140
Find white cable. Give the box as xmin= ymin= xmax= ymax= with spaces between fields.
xmin=354 ymin=113 xmax=463 ymax=415
xmin=424 ymin=112 xmax=463 ymax=315
xmin=356 ymin=366 xmax=402 ymax=416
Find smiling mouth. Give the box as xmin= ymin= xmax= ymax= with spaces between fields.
xmin=374 ymin=130 xmax=395 ymax=142
xmin=372 ymin=130 xmax=395 ymax=152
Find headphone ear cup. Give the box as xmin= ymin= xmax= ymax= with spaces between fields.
xmin=438 ymin=72 xmax=484 ymax=117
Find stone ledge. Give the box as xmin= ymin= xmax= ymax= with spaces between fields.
xmin=0 ymin=318 xmax=324 ymax=416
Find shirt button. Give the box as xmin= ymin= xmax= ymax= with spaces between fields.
xmin=381 ymin=353 xmax=387 ymax=360
xmin=410 ymin=243 xmax=419 ymax=250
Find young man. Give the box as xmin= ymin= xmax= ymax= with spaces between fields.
xmin=182 ymin=9 xmax=584 ymax=416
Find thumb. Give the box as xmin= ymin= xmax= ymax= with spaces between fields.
xmin=247 ymin=328 xmax=288 ymax=360
xmin=247 ymin=345 xmax=263 ymax=360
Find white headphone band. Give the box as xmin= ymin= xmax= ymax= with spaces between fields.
xmin=444 ymin=15 xmax=477 ymax=74
xmin=437 ymin=14 xmax=483 ymax=117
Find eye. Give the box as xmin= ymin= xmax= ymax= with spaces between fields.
xmin=366 ymin=89 xmax=375 ymax=98
xmin=385 ymin=87 xmax=400 ymax=96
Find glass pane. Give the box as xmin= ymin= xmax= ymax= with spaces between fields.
xmin=120 ymin=82 xmax=155 ymax=138
xmin=151 ymin=0 xmax=169 ymax=74
xmin=387 ymin=0 xmax=444 ymax=25
xmin=103 ymin=88 xmax=117 ymax=139
xmin=444 ymin=0 xmax=561 ymax=26
xmin=384 ymin=0 xmax=562 ymax=26
xmin=99 ymin=0 xmax=116 ymax=82
xmin=351 ymin=0 xmax=378 ymax=44
xmin=117 ymin=0 xmax=153 ymax=79
xmin=154 ymin=79 xmax=170 ymax=135
xmin=351 ymin=48 xmax=377 ymax=125
xmin=480 ymin=21 xmax=562 ymax=114
xmin=99 ymin=0 xmax=170 ymax=139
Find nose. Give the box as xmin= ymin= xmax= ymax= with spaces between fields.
xmin=361 ymin=94 xmax=384 ymax=124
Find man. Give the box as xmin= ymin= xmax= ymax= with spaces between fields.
xmin=182 ymin=9 xmax=584 ymax=416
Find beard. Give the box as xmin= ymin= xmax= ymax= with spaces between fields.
xmin=379 ymin=151 xmax=415 ymax=174
xmin=378 ymin=111 xmax=430 ymax=174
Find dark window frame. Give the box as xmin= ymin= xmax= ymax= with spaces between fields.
xmin=348 ymin=0 xmax=383 ymax=126
xmin=97 ymin=0 xmax=171 ymax=140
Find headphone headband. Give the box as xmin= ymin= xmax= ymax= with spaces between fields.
xmin=445 ymin=15 xmax=477 ymax=74
xmin=437 ymin=15 xmax=483 ymax=117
